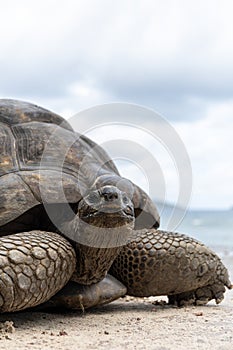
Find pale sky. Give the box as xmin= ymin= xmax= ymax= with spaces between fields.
xmin=1 ymin=0 xmax=233 ymax=209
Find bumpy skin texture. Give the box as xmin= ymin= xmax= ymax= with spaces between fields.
xmin=0 ymin=231 xmax=76 ymax=312
xmin=0 ymin=228 xmax=231 ymax=312
xmin=110 ymin=229 xmax=232 ymax=306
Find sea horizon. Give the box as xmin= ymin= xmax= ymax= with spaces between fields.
xmin=155 ymin=201 xmax=233 ymax=257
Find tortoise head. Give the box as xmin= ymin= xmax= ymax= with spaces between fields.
xmin=91 ymin=174 xmax=160 ymax=230
xmin=79 ymin=185 xmax=134 ymax=227
xmin=75 ymin=185 xmax=135 ymax=248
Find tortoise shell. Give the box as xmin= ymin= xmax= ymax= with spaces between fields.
xmin=0 ymin=99 xmax=159 ymax=229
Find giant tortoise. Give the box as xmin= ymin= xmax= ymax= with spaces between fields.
xmin=0 ymin=99 xmax=231 ymax=312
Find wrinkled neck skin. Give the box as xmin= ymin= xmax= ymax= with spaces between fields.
xmin=61 ymin=214 xmax=133 ymax=248
xmin=72 ymin=242 xmax=122 ymax=285
xmin=61 ymin=202 xmax=134 ymax=285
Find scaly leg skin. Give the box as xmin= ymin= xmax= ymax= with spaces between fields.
xmin=168 ymin=282 xmax=227 ymax=306
xmin=0 ymin=231 xmax=76 ymax=313
xmin=110 ymin=229 xmax=232 ymax=306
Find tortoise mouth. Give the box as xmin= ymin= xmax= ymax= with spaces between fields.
xmin=80 ymin=207 xmax=134 ymax=228
xmin=81 ymin=206 xmax=134 ymax=219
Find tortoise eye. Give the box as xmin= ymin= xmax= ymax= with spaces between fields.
xmin=88 ymin=192 xmax=100 ymax=204
xmin=123 ymin=195 xmax=129 ymax=204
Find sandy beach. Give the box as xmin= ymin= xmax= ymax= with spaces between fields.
xmin=0 ymin=256 xmax=232 ymax=350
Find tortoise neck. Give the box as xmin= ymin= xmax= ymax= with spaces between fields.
xmin=71 ymin=243 xmax=121 ymax=285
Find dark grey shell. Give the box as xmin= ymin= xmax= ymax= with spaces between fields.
xmin=0 ymin=99 xmax=159 ymax=228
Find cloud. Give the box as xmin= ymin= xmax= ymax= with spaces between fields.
xmin=174 ymin=100 xmax=233 ymax=208
xmin=1 ymin=0 xmax=233 ymax=121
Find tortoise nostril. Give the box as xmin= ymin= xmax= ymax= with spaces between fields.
xmin=103 ymin=191 xmax=118 ymax=201
xmin=100 ymin=187 xmax=119 ymax=202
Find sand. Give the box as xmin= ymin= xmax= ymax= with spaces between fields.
xmin=0 ymin=256 xmax=232 ymax=350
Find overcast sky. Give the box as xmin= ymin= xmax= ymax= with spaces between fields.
xmin=1 ymin=0 xmax=233 ymax=209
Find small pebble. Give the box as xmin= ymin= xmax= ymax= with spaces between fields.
xmin=194 ymin=312 xmax=203 ymax=316
xmin=58 ymin=330 xmax=68 ymax=336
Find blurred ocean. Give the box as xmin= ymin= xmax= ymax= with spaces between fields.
xmin=156 ymin=203 xmax=233 ymax=257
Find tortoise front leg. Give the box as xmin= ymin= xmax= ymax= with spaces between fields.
xmin=110 ymin=229 xmax=232 ymax=305
xmin=0 ymin=231 xmax=76 ymax=313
